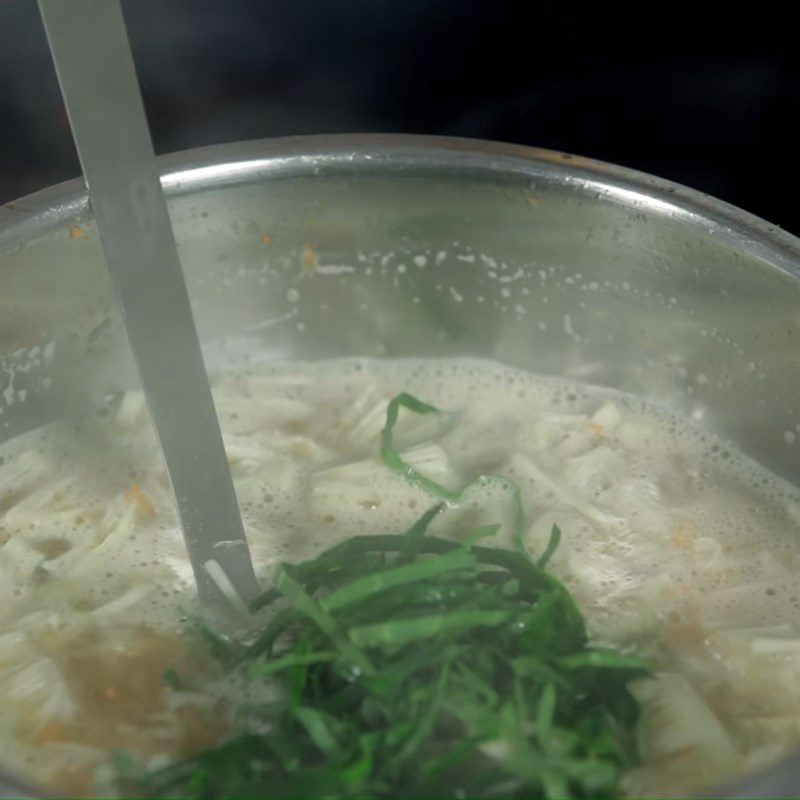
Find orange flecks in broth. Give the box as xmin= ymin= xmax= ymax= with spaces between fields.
xmin=300 ymin=243 xmax=318 ymax=273
xmin=123 ymin=484 xmax=156 ymax=518
xmin=671 ymin=520 xmax=692 ymax=549
xmin=29 ymin=628 xmax=228 ymax=755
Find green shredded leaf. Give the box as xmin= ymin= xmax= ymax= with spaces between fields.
xmin=463 ymin=522 xmax=502 ymax=547
xmin=133 ymin=394 xmax=649 ymax=800
xmin=320 ymin=550 xmax=477 ymax=613
xmin=293 ymin=707 xmax=345 ymax=761
xmin=560 ymin=651 xmax=653 ymax=671
xmin=276 ymin=565 xmax=340 ymax=636
xmin=406 ymin=501 xmax=444 ymax=536
xmin=537 ymin=524 xmax=561 ymax=569
xmin=247 ymin=650 xmax=338 ymax=677
xmin=380 ymin=393 xmax=457 ymax=499
xmin=276 ymin=566 xmax=375 ymax=676
xmin=381 ymin=393 xmax=529 ymax=556
xmin=111 ymin=750 xmax=137 ymax=781
xmin=163 ymin=667 xmax=184 ymax=691
xmin=536 ymin=682 xmax=557 ymax=741
xmin=348 ymin=609 xmax=511 ymax=648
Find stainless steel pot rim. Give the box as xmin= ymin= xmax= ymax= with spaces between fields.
xmin=0 ymin=135 xmax=798 ymax=798
xmin=2 ymin=134 xmax=799 ymax=280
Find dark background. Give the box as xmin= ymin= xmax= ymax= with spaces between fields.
xmin=1 ymin=0 xmax=797 ymax=233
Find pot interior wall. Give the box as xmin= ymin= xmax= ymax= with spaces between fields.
xmin=2 ymin=162 xmax=797 ymax=484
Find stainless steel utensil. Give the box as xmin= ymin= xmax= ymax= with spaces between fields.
xmin=37 ymin=0 xmax=259 ymax=611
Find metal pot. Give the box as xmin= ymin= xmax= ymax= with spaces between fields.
xmin=1 ymin=135 xmax=798 ymax=798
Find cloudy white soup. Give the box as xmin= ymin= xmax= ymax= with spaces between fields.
xmin=1 ymin=357 xmax=798 ymax=798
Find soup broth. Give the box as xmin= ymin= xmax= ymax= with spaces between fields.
xmin=1 ymin=358 xmax=798 ymax=797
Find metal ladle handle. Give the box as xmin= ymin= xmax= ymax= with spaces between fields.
xmin=38 ymin=0 xmax=260 ymax=611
